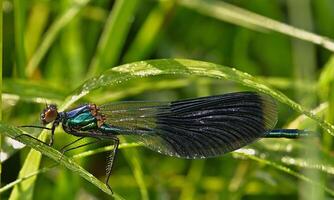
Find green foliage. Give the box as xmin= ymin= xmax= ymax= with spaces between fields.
xmin=2 ymin=0 xmax=334 ymax=199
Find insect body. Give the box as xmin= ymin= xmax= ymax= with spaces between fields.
xmin=26 ymin=92 xmax=309 ymax=191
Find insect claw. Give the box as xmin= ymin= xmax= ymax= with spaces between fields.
xmin=106 ymin=183 xmax=113 ymax=195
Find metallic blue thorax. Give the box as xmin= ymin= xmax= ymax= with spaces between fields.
xmin=60 ymin=105 xmax=116 ymax=136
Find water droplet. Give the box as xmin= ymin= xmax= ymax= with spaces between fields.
xmin=0 ymin=152 xmax=9 ymax=161
xmin=6 ymin=137 xmax=25 ymax=149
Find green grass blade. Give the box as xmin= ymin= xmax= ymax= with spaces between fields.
xmin=0 ymin=165 xmax=56 ymax=194
xmin=318 ymin=56 xmax=334 ymax=168
xmin=60 ymin=19 xmax=85 ymax=88
xmin=0 ymin=0 xmax=2 ymax=190
xmin=88 ymin=78 xmax=191 ymax=104
xmin=13 ymin=0 xmax=26 ymax=78
xmin=123 ymin=1 xmax=175 ymax=63
xmin=122 ymin=148 xmax=149 ymax=200
xmin=25 ymin=2 xmax=50 ymax=59
xmin=318 ymin=56 xmax=334 ymax=99
xmin=287 ymin=1 xmax=321 ymax=198
xmin=59 ymin=0 xmax=85 ymax=89
xmin=178 ymin=0 xmax=334 ymax=52
xmin=3 ymin=79 xmax=67 ymax=104
xmin=288 ymin=102 xmax=328 ymax=129
xmin=88 ymin=0 xmax=139 ymax=76
xmin=258 ymin=76 xmax=316 ymax=91
xmin=25 ymin=0 xmax=90 ymax=77
xmin=233 ymin=151 xmax=334 ymax=196
xmin=179 ymin=160 xmax=204 ymax=200
xmin=0 ymin=124 xmax=125 ymax=198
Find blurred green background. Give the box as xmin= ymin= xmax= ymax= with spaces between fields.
xmin=2 ymin=0 xmax=334 ymax=199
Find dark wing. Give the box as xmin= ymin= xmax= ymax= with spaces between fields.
xmin=99 ymin=92 xmax=277 ymax=159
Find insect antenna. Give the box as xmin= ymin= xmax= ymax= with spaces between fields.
xmin=44 ymin=99 xmax=48 ymax=108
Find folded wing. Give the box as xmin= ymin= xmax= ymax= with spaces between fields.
xmin=99 ymin=92 xmax=277 ymax=158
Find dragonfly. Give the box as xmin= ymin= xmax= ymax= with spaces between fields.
xmin=20 ymin=91 xmax=309 ymax=191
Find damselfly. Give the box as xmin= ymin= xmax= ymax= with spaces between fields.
xmin=21 ymin=91 xmax=309 ymax=191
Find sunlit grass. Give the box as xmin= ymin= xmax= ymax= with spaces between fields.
xmin=2 ymin=0 xmax=334 ymax=199
xmin=4 ymin=58 xmax=334 ymax=198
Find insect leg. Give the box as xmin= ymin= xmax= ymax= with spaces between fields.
xmin=58 ymin=136 xmax=102 ymax=162
xmin=14 ymin=134 xmax=50 ymax=146
xmin=18 ymin=125 xmax=54 ymax=146
xmin=49 ymin=126 xmax=56 ymax=146
xmin=61 ymin=137 xmax=102 ymax=155
xmin=60 ymin=137 xmax=85 ymax=153
xmin=61 ymin=130 xmax=119 ymax=192
xmin=105 ymin=136 xmax=119 ymax=193
xmin=19 ymin=125 xmax=52 ymax=130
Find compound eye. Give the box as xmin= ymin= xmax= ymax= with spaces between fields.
xmin=41 ymin=104 xmax=58 ymax=125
